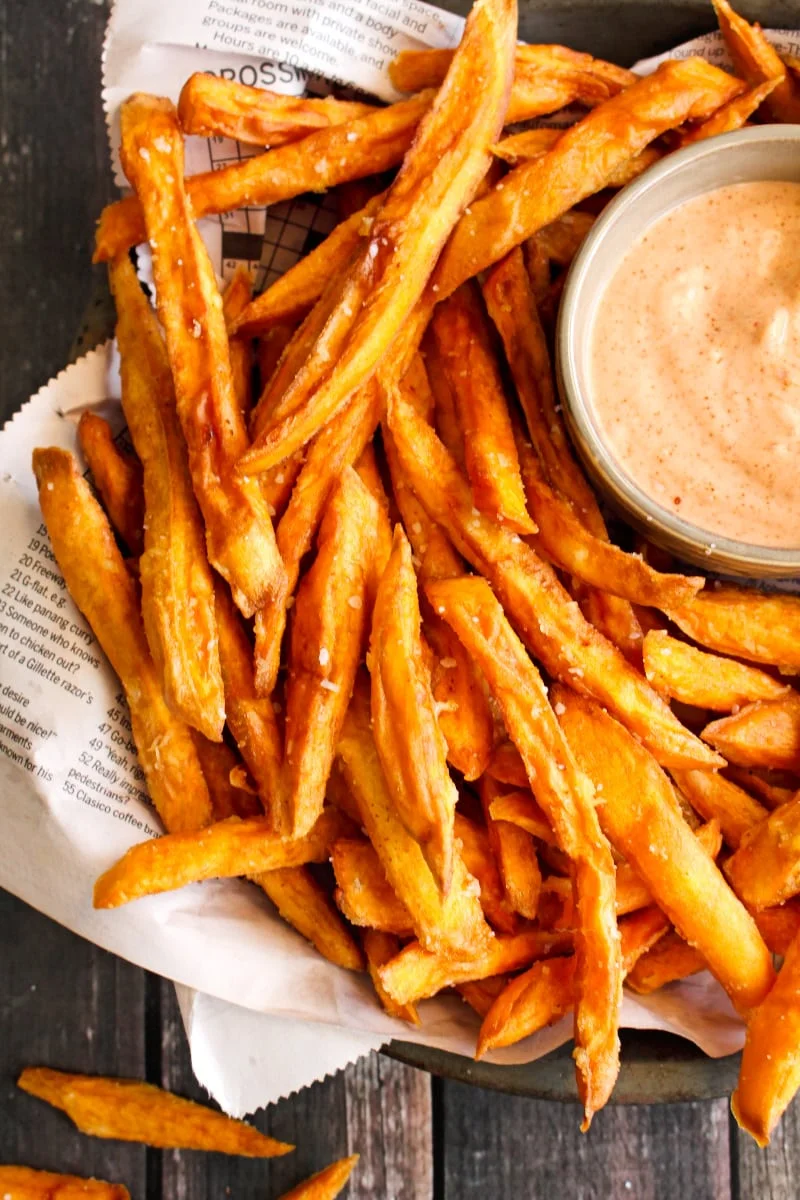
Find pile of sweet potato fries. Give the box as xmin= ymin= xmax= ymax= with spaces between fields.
xmin=30 ymin=0 xmax=800 ymax=1150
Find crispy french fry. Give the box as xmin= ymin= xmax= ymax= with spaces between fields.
xmin=424 ymin=333 xmax=467 ymax=468
xmin=77 ymin=413 xmax=144 ymax=556
xmin=732 ymin=928 xmax=800 ymax=1146
xmin=95 ymin=93 xmax=432 ymax=263
xmin=671 ymin=769 xmax=767 ymax=849
xmin=256 ymin=322 xmax=300 ymax=394
xmin=678 ymin=77 xmax=780 ymax=143
xmin=178 ymin=72 xmax=374 ymax=144
xmin=476 ymin=906 xmax=669 ymax=1057
xmin=725 ymin=793 xmax=800 ymax=910
xmin=283 ymin=468 xmax=378 ymax=836
xmin=378 ymin=927 xmax=572 ymax=1006
xmin=454 ymin=811 xmax=519 ymax=934
xmin=429 ymin=285 xmax=535 ymax=534
xmin=457 ymin=974 xmax=511 ymax=1018
xmin=535 ymin=210 xmax=597 ymax=267
xmin=353 ymin=443 xmax=393 ymax=586
xmin=255 ymin=866 xmax=365 ymax=971
xmin=429 ymin=58 xmax=743 ymax=299
xmin=277 ymin=1155 xmax=360 ymax=1200
xmin=193 ymin=734 xmax=262 ymax=820
xmin=702 ymin=693 xmax=800 ymax=770
xmin=390 ymin=43 xmax=635 ymax=119
xmin=625 ymin=932 xmax=707 ymax=995
xmin=232 ymin=195 xmax=384 ymax=338
xmin=728 ymin=766 xmax=797 ymax=810
xmin=93 ymin=806 xmax=356 ymax=909
xmin=337 ymin=674 xmax=492 ymax=958
xmin=643 ymin=630 xmax=787 ymax=711
xmin=667 ymin=587 xmax=800 ymax=671
xmin=554 ymin=685 xmax=775 ymax=1013
xmin=332 ymin=838 xmax=414 ymax=936
xmin=488 ymin=790 xmax=555 ymax=844
xmin=33 ymin=447 xmax=212 ymax=834
xmin=254 ymin=382 xmax=381 ymax=696
xmin=493 ymin=128 xmax=662 ymax=186
xmin=427 ymin=575 xmax=620 ymax=1123
xmin=515 ymin=435 xmax=703 ymax=608
xmin=754 ymin=901 xmax=800 ymax=955
xmin=222 ymin=266 xmax=254 ymax=419
xmin=109 ymin=254 xmax=226 ymax=742
xmin=17 ymin=1068 xmax=293 ymax=1155
xmin=119 ymin=95 xmax=284 ymax=617
xmin=480 ymin=776 xmax=541 ymax=921
xmin=238 ymin=0 xmax=517 ymax=475
xmin=371 ymin=527 xmax=459 ymax=892
xmin=712 ymin=0 xmax=800 ymax=122
xmin=0 ymin=1166 xmax=130 ymax=1199
xmin=214 ymin=581 xmax=283 ymax=819
xmin=615 ymin=821 xmax=722 ymax=915
xmin=363 ymin=929 xmax=420 ymax=1025
xmin=486 ymin=742 xmax=529 ymax=789
xmin=388 ymin=394 xmax=720 ymax=769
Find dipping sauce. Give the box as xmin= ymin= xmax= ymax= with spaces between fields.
xmin=589 ymin=180 xmax=800 ymax=549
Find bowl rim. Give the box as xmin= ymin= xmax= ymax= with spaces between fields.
xmin=556 ymin=123 xmax=800 ymax=577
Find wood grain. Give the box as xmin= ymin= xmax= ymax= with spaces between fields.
xmin=734 ymin=1100 xmax=800 ymax=1200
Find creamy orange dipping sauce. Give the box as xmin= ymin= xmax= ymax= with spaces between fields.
xmin=589 ymin=180 xmax=800 ymax=549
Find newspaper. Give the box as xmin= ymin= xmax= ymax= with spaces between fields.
xmin=0 ymin=11 xmax=792 ymax=1113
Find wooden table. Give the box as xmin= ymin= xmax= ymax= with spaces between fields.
xmin=1 ymin=2 xmax=798 ymax=1196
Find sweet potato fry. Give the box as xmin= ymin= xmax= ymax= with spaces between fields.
xmin=390 ymin=43 xmax=634 ymax=120
xmin=214 ymin=581 xmax=283 ymax=819
xmin=255 ymin=866 xmax=365 ymax=971
xmin=615 ymin=821 xmax=722 ymax=915
xmin=429 ymin=285 xmax=535 ymax=534
xmin=256 ymin=322 xmax=300 ymax=394
xmin=488 ymin=790 xmax=555 ymax=844
xmin=277 ymin=1156 xmax=360 ymax=1200
xmin=477 ymin=906 xmax=669 ymax=1057
xmin=388 ymin=394 xmax=719 ymax=769
xmin=754 ymin=901 xmax=800 ymax=955
xmin=493 ymin=129 xmax=662 ymax=186
xmin=486 ymin=742 xmax=529 ymax=789
xmin=378 ymin=927 xmax=571 ymax=1006
xmin=109 ymin=254 xmax=225 ymax=742
xmin=222 ymin=266 xmax=254 ymax=418
xmin=671 ymin=769 xmax=767 ymax=849
xmin=17 ymin=1067 xmax=293 ymax=1155
xmin=337 ymin=675 xmax=492 ymax=958
xmin=728 ymin=766 xmax=797 ymax=810
xmin=427 ymin=575 xmax=620 ymax=1123
xmin=93 ymin=807 xmax=355 ymax=909
xmin=480 ymin=776 xmax=541 ymax=921
xmin=363 ymin=929 xmax=420 ymax=1025
xmin=0 ymin=1166 xmax=130 ymax=1198
xmin=232 ymin=195 xmax=385 ymax=338
xmin=77 ymin=413 xmax=144 ymax=556
xmin=554 ymin=685 xmax=775 ymax=1014
xmin=678 ymin=77 xmax=780 ymax=143
xmin=353 ymin=443 xmax=393 ymax=586
xmin=429 ymin=58 xmax=743 ymax=299
xmin=667 ymin=587 xmax=800 ymax=671
xmin=625 ymin=932 xmax=707 ymax=995
xmin=643 ymin=630 xmax=787 ymax=712
xmin=732 ymin=927 xmax=800 ymax=1146
xmin=515 ymin=434 xmax=703 ymax=608
xmin=193 ymin=734 xmax=262 ymax=820
xmin=95 ymin=93 xmax=433 ymax=263
xmin=725 ymin=793 xmax=800 ymax=910
xmin=371 ymin=527 xmax=460 ymax=892
xmin=702 ymin=693 xmax=800 ymax=771
xmin=33 ymin=447 xmax=212 ymax=834
xmin=254 ymin=382 xmax=381 ymax=696
xmin=712 ymin=0 xmax=800 ymax=122
xmin=237 ymin=0 xmax=517 ymax=475
xmin=457 ymin=975 xmax=511 ymax=1018
xmin=332 ymin=839 xmax=414 ymax=936
xmin=283 ymin=469 xmax=378 ymax=836
xmin=453 ymin=811 xmax=519 ymax=934
xmin=534 ymin=211 xmax=597 ymax=267
xmin=119 ymin=95 xmax=284 ymax=617
xmin=178 ymin=72 xmax=374 ymax=145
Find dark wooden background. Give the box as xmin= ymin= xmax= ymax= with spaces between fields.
xmin=1 ymin=1 xmax=799 ymax=1196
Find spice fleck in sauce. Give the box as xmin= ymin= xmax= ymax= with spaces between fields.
xmin=589 ymin=180 xmax=800 ymax=548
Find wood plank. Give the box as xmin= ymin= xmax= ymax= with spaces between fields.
xmin=734 ymin=1100 xmax=800 ymax=1200
xmin=344 ymin=1054 xmax=433 ymax=1199
xmin=440 ymin=1080 xmax=731 ymax=1200
xmin=0 ymin=891 xmax=147 ymax=1194
xmin=0 ymin=0 xmax=114 ymax=425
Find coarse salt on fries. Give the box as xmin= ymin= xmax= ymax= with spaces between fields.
xmin=667 ymin=587 xmax=800 ymax=671
xmin=332 ymin=838 xmax=414 ymax=936
xmin=119 ymin=93 xmax=284 ymax=618
xmin=277 ymin=1155 xmax=360 ymax=1200
xmin=643 ymin=628 xmax=788 ymax=711
xmin=109 ymin=254 xmax=225 ymax=743
xmin=33 ymin=447 xmax=212 ymax=834
xmin=671 ymin=769 xmax=768 ymax=849
xmin=93 ymin=807 xmax=356 ymax=909
xmin=0 ymin=1166 xmax=130 ymax=1199
xmin=17 ymin=1067 xmax=293 ymax=1155
xmin=625 ymin=932 xmax=707 ymax=995
xmin=237 ymin=0 xmax=518 ymax=475
xmin=725 ymin=793 xmax=800 ymax=910
xmin=702 ymin=692 xmax=800 ymax=770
